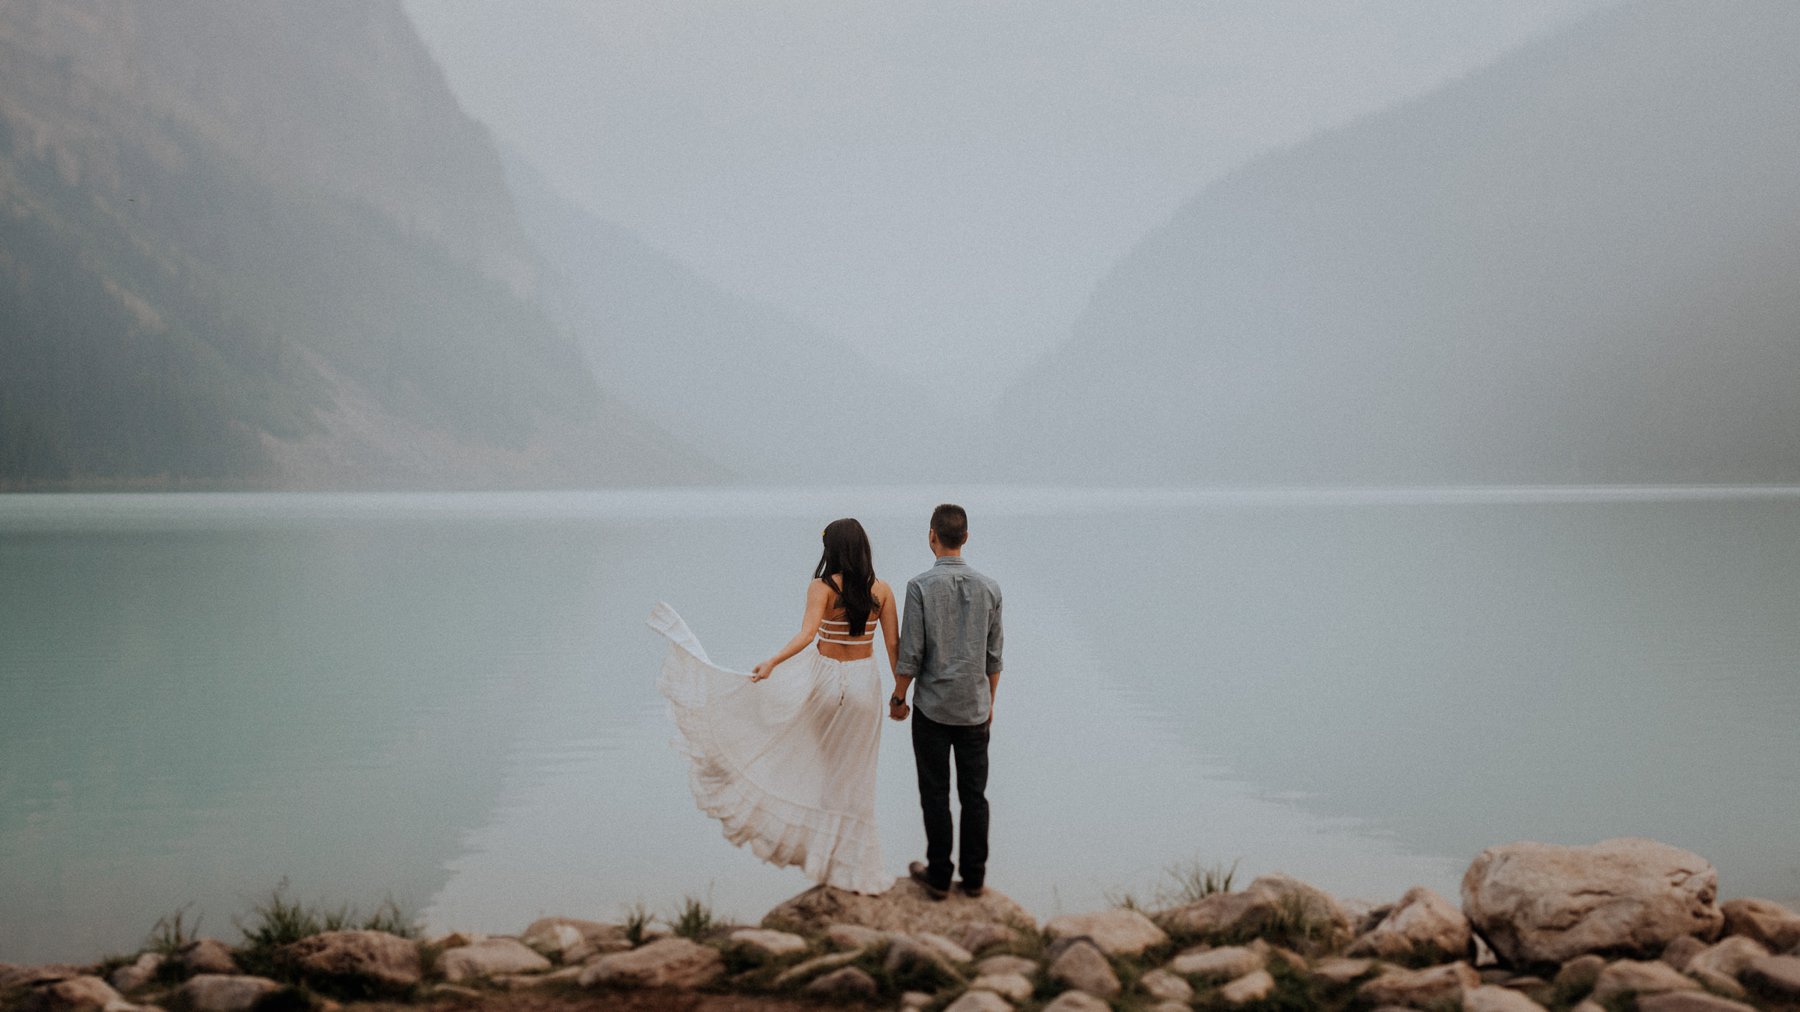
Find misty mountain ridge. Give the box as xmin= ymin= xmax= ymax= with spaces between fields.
xmin=998 ymin=0 xmax=1800 ymax=484
xmin=0 ymin=0 xmax=712 ymax=489
xmin=501 ymin=148 xmax=971 ymax=484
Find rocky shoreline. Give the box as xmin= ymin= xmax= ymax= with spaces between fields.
xmin=5 ymin=837 xmax=1798 ymax=1012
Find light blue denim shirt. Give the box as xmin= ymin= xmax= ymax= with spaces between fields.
xmin=896 ymin=555 xmax=1003 ymax=726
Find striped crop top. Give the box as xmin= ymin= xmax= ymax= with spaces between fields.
xmin=817 ymin=613 xmax=877 ymax=646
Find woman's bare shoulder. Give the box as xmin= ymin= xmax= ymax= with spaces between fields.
xmin=873 ymin=578 xmax=895 ymax=601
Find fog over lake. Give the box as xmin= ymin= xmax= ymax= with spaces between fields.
xmin=4 ymin=488 xmax=1797 ymax=963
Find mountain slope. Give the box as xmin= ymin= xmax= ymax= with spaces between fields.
xmin=999 ymin=0 xmax=1800 ymax=485
xmin=0 ymin=0 xmax=710 ymax=488
xmin=502 ymin=150 xmax=964 ymax=484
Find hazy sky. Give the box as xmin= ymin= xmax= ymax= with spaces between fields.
xmin=405 ymin=1 xmax=1616 ymax=397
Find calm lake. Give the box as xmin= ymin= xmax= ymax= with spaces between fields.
xmin=3 ymin=487 xmax=1798 ymax=963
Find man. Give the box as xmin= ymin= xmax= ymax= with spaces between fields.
xmin=890 ymin=503 xmax=1003 ymax=900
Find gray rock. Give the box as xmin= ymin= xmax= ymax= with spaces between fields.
xmin=22 ymin=975 xmax=123 ymax=1011
xmin=945 ymin=989 xmax=1016 ymax=1012
xmin=520 ymin=917 xmax=628 ymax=963
xmin=976 ymin=954 xmax=1039 ymax=978
xmin=425 ymin=982 xmax=483 ymax=1000
xmin=1461 ymin=838 xmax=1724 ymax=967
xmin=1686 ymin=936 xmax=1769 ymax=985
xmin=1219 ymin=968 xmax=1276 ymax=1005
xmin=1044 ymin=908 xmax=1169 ymax=956
xmin=577 ymin=937 xmax=723 ymax=989
xmin=277 ymin=930 xmax=422 ymax=994
xmin=1661 ymin=934 xmax=1707 ymax=971
xmin=497 ymin=965 xmax=583 ymax=989
xmin=763 ymin=877 xmax=1035 ymax=938
xmin=1462 ymin=984 xmax=1549 ymax=1012
xmin=1355 ymin=961 xmax=1480 ymax=1007
xmin=970 ymin=971 xmax=1034 ymax=1002
xmin=1349 ymin=886 xmax=1472 ymax=964
xmin=900 ymin=991 xmax=934 ymax=1009
xmin=1168 ymin=944 xmax=1264 ymax=981
xmin=772 ymin=949 xmax=863 ymax=988
xmin=439 ymin=937 xmax=552 ymax=983
xmin=177 ymin=938 xmax=238 ymax=976
xmin=1139 ymin=967 xmax=1194 ymax=1001
xmin=1636 ymin=992 xmax=1760 ymax=1012
xmin=1551 ymin=953 xmax=1606 ymax=996
xmin=1047 ymin=939 xmax=1119 ymax=998
xmin=804 ymin=966 xmax=879 ymax=1002
xmin=915 ymin=931 xmax=975 ymax=965
xmin=825 ymin=923 xmax=889 ymax=951
xmin=1158 ymin=873 xmax=1352 ymax=948
xmin=1722 ymin=898 xmax=1800 ymax=954
xmin=884 ymin=934 xmax=965 ymax=985
xmin=958 ymin=921 xmax=1023 ymax=955
xmin=1149 ymin=1002 xmax=1191 ymax=1012
xmin=1590 ymin=959 xmax=1701 ymax=1002
xmin=2 ymin=966 xmax=84 ymax=990
xmin=1040 ymin=991 xmax=1109 ymax=1012
xmin=726 ymin=928 xmax=808 ymax=960
xmin=175 ymin=974 xmax=281 ymax=1012
xmin=1743 ymin=953 xmax=1800 ymax=1000
xmin=1312 ymin=956 xmax=1376 ymax=985
xmin=108 ymin=953 xmax=163 ymax=993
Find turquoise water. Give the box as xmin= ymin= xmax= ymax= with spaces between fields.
xmin=3 ymin=487 xmax=1798 ymax=963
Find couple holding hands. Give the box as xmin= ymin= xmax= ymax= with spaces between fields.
xmin=651 ymin=503 xmax=1003 ymax=899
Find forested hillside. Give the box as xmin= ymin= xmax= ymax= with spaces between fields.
xmin=0 ymin=0 xmax=709 ymax=488
xmin=999 ymin=0 xmax=1800 ymax=485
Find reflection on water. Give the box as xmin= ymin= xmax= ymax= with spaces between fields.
xmin=3 ymin=488 xmax=1798 ymax=963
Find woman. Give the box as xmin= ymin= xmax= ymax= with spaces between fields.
xmin=649 ymin=518 xmax=900 ymax=894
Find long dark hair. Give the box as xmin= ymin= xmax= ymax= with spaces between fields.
xmin=814 ymin=518 xmax=876 ymax=636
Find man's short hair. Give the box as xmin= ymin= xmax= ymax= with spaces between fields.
xmin=931 ymin=503 xmax=968 ymax=549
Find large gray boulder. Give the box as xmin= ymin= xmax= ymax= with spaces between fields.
xmin=277 ymin=930 xmax=422 ymax=995
xmin=763 ymin=877 xmax=1034 ymax=939
xmin=1461 ymin=838 xmax=1724 ymax=966
xmin=1348 ymin=886 xmax=1472 ymax=963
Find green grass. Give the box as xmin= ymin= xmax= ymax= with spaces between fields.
xmin=670 ymin=894 xmax=719 ymax=941
xmin=621 ymin=900 xmax=654 ymax=946
xmin=1163 ymin=857 xmax=1240 ymax=906
xmin=147 ymin=902 xmax=202 ymax=956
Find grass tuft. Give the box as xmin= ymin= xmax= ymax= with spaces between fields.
xmin=147 ymin=902 xmax=202 ymax=956
xmin=1163 ymin=857 xmax=1240 ymax=906
xmin=621 ymin=900 xmax=654 ymax=946
xmin=670 ymin=894 xmax=718 ymax=941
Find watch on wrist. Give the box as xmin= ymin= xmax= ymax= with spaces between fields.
xmin=889 ymin=695 xmax=905 ymax=708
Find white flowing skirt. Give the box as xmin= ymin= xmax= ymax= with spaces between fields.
xmin=649 ymin=602 xmax=887 ymax=894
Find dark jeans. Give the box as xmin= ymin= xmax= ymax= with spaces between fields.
xmin=911 ymin=707 xmax=990 ymax=891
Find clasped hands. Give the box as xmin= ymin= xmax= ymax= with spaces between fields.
xmin=888 ymin=697 xmax=910 ymax=721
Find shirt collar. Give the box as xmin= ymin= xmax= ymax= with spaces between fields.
xmin=933 ymin=555 xmax=968 ymax=567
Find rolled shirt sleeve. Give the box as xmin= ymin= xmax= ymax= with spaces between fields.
xmin=895 ymin=578 xmax=926 ymax=677
xmin=986 ymin=592 xmax=1003 ymax=674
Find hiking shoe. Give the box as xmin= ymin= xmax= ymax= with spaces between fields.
xmin=955 ymin=880 xmax=985 ymax=898
xmin=908 ymin=861 xmax=949 ymax=900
